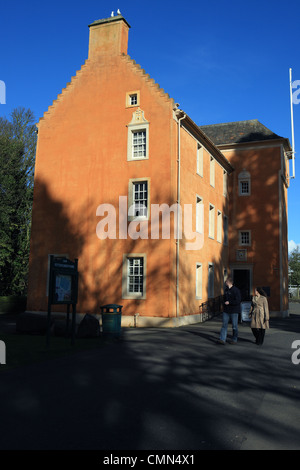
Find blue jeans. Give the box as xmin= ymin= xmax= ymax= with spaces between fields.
xmin=220 ymin=312 xmax=239 ymax=343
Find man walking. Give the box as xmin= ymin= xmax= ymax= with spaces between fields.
xmin=218 ymin=277 xmax=241 ymax=345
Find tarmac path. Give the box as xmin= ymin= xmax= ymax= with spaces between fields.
xmin=1 ymin=305 xmax=300 ymax=450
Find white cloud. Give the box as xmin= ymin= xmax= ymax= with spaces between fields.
xmin=288 ymin=240 xmax=300 ymax=254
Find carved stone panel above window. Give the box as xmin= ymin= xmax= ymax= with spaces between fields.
xmin=236 ymin=249 xmax=247 ymax=261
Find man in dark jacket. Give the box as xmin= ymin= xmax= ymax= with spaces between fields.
xmin=218 ymin=277 xmax=241 ymax=344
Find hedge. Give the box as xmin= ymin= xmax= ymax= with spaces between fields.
xmin=0 ymin=296 xmax=27 ymax=314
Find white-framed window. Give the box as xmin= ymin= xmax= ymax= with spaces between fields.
xmin=239 ymin=230 xmax=251 ymax=246
xmin=128 ymin=178 xmax=150 ymax=221
xmin=223 ymin=170 xmax=228 ymax=197
xmin=127 ymin=108 xmax=149 ymax=161
xmin=196 ymin=195 xmax=203 ymax=233
xmin=196 ymin=263 xmax=202 ymax=299
xmin=210 ymin=155 xmax=215 ymax=187
xmin=223 ymin=215 xmax=228 ymax=245
xmin=133 ymin=181 xmax=148 ymax=218
xmin=197 ymin=143 xmax=203 ymax=176
xmin=217 ymin=210 xmax=222 ymax=243
xmin=126 ymin=90 xmax=140 ymax=108
xmin=122 ymin=254 xmax=146 ymax=299
xmin=128 ymin=257 xmax=144 ymax=295
xmin=132 ymin=130 xmax=146 ymax=158
xmin=209 ymin=204 xmax=215 ymax=239
xmin=130 ymin=94 xmax=138 ymax=106
xmin=238 ymin=169 xmax=251 ymax=196
xmin=208 ymin=263 xmax=214 ymax=298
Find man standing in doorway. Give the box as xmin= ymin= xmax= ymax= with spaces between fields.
xmin=218 ymin=277 xmax=241 ymax=345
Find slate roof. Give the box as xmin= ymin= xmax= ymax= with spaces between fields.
xmin=199 ymin=119 xmax=283 ymax=146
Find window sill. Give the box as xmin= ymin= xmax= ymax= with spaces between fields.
xmin=122 ymin=294 xmax=146 ymax=300
xmin=127 ymin=156 xmax=149 ymax=162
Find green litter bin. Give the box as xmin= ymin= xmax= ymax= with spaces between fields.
xmin=100 ymin=304 xmax=123 ymax=337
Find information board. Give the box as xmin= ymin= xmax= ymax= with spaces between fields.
xmin=47 ymin=256 xmax=78 ymax=347
xmin=241 ymin=301 xmax=252 ymax=322
xmin=48 ymin=256 xmax=78 ymax=305
xmin=55 ymin=274 xmax=72 ymax=302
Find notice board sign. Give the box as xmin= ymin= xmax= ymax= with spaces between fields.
xmin=241 ymin=301 xmax=252 ymax=322
xmin=47 ymin=256 xmax=78 ymax=347
xmin=55 ymin=274 xmax=72 ymax=303
xmin=48 ymin=256 xmax=78 ymax=305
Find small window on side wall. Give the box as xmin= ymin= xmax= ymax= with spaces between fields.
xmin=238 ymin=169 xmax=251 ymax=196
xmin=197 ymin=144 xmax=203 ymax=176
xmin=210 ymin=156 xmax=215 ymax=187
xmin=239 ymin=230 xmax=251 ymax=246
xmin=209 ymin=204 xmax=215 ymax=239
xmin=196 ymin=263 xmax=202 ymax=299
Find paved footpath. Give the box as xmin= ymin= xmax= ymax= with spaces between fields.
xmin=1 ymin=306 xmax=300 ymax=450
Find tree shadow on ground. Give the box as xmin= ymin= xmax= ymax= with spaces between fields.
xmin=1 ymin=314 xmax=300 ymax=450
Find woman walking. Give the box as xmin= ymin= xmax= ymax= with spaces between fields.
xmin=249 ymin=287 xmax=269 ymax=345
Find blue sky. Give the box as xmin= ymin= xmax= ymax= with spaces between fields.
xmin=1 ymin=0 xmax=300 ymax=251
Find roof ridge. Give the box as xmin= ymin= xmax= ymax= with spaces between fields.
xmin=201 ymin=119 xmax=259 ymax=128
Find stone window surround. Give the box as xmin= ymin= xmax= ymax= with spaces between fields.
xmin=127 ymin=107 xmax=149 ymax=161
xmin=125 ymin=90 xmax=140 ymax=108
xmin=122 ymin=253 xmax=147 ymax=300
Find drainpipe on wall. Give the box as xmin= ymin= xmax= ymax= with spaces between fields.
xmin=176 ymin=109 xmax=186 ymax=318
xmin=279 ymin=168 xmax=283 ymax=316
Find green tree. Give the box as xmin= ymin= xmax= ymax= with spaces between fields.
xmin=0 ymin=108 xmax=37 ymax=295
xmin=289 ymin=247 xmax=300 ymax=286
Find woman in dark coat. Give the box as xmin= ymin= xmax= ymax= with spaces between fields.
xmin=249 ymin=287 xmax=269 ymax=345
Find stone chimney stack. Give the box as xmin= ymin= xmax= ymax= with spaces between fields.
xmin=88 ymin=14 xmax=131 ymax=59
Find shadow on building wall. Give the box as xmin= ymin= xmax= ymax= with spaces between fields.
xmin=29 ymin=177 xmax=204 ymax=317
xmin=227 ymin=143 xmax=287 ymax=310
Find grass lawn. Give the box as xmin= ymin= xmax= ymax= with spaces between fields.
xmin=0 ymin=332 xmax=104 ymax=371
